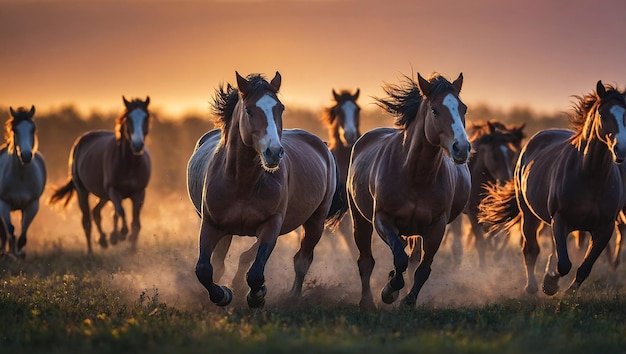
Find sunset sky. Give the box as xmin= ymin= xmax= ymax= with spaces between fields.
xmin=1 ymin=0 xmax=625 ymax=118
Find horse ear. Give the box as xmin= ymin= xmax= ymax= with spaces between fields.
xmin=145 ymin=96 xmax=150 ymax=106
xmin=123 ymin=95 xmax=131 ymax=107
xmin=354 ymin=88 xmax=360 ymax=100
xmin=596 ymin=80 xmax=606 ymax=98
xmin=9 ymin=106 xmax=16 ymax=117
xmin=417 ymin=73 xmax=431 ymax=97
xmin=487 ymin=120 xmax=496 ymax=133
xmin=453 ymin=72 xmax=463 ymax=92
xmin=270 ymin=71 xmax=281 ymax=92
xmin=28 ymin=105 xmax=35 ymax=117
xmin=236 ymin=71 xmax=249 ymax=95
xmin=333 ymin=89 xmax=340 ymax=101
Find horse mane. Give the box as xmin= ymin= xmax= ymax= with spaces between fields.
xmin=374 ymin=75 xmax=423 ymax=130
xmin=211 ymin=74 xmax=275 ymax=131
xmin=115 ymin=98 xmax=149 ymax=142
xmin=320 ymin=90 xmax=355 ymax=125
xmin=469 ymin=120 xmax=525 ymax=147
xmin=569 ymin=84 xmax=623 ymax=145
xmin=5 ymin=107 xmax=34 ymax=145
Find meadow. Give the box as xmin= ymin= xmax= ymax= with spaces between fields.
xmin=1 ymin=104 xmax=625 ymax=353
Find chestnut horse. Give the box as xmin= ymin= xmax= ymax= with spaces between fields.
xmin=479 ymin=81 xmax=626 ymax=296
xmin=445 ymin=120 xmax=525 ymax=268
xmin=0 ymin=106 xmax=46 ymax=257
xmin=186 ymin=72 xmax=347 ymax=308
xmin=48 ymin=97 xmax=151 ymax=255
xmin=347 ymin=73 xmax=471 ymax=309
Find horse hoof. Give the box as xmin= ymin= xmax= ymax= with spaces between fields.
xmin=359 ymin=298 xmax=377 ymax=311
xmin=542 ymin=273 xmax=560 ymax=296
xmin=99 ymin=238 xmax=108 ymax=249
xmin=17 ymin=251 xmax=26 ymax=260
xmin=381 ymin=284 xmax=400 ymax=304
xmin=247 ymin=285 xmax=267 ymax=308
xmin=215 ymin=286 xmax=233 ymax=307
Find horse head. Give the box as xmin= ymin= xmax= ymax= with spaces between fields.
xmin=418 ymin=72 xmax=471 ymax=164
xmin=594 ymin=81 xmax=626 ymax=164
xmin=119 ymin=96 xmax=151 ymax=155
xmin=331 ymin=89 xmax=361 ymax=147
xmin=235 ymin=71 xmax=285 ymax=172
xmin=7 ymin=105 xmax=37 ymax=165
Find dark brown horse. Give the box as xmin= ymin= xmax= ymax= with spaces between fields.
xmin=347 ymin=73 xmax=471 ymax=309
xmin=48 ymin=96 xmax=152 ymax=255
xmin=0 ymin=106 xmax=46 ymax=257
xmin=446 ymin=120 xmax=525 ymax=268
xmin=186 ymin=72 xmax=347 ymax=308
xmin=320 ymin=88 xmax=361 ymax=257
xmin=479 ymin=81 xmax=626 ymax=296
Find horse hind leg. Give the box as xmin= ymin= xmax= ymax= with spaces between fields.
xmin=542 ymin=216 xmax=573 ymax=296
xmin=76 ymin=188 xmax=93 ymax=256
xmin=519 ymin=205 xmax=541 ymax=294
xmin=349 ymin=196 xmax=375 ymax=310
xmin=289 ymin=213 xmax=325 ymax=300
xmin=92 ymin=199 xmax=109 ymax=247
xmin=245 ymin=216 xmax=282 ymax=308
xmin=0 ymin=202 xmax=14 ymax=256
xmin=374 ymin=215 xmax=408 ymax=306
xmin=230 ymin=239 xmax=258 ymax=295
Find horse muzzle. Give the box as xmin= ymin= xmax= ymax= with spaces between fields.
xmin=262 ymin=146 xmax=284 ymax=171
xmin=17 ymin=150 xmax=33 ymax=165
xmin=451 ymin=140 xmax=471 ymax=164
xmin=131 ymin=141 xmax=145 ymax=155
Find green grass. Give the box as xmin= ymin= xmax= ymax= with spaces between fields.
xmin=1 ymin=248 xmax=625 ymax=354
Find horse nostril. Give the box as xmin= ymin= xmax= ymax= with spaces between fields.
xmin=278 ymin=147 xmax=285 ymax=158
xmin=452 ymin=142 xmax=460 ymax=155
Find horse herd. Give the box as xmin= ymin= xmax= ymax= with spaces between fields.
xmin=1 ymin=71 xmax=624 ymax=309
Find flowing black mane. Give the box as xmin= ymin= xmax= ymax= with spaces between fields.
xmin=321 ymin=90 xmax=356 ymax=125
xmin=211 ymin=74 xmax=275 ymax=131
xmin=375 ymin=75 xmax=423 ymax=130
xmin=569 ymin=84 xmax=624 ymax=144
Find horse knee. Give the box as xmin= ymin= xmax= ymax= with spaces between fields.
xmin=246 ymin=268 xmax=265 ymax=291
xmin=195 ymin=261 xmax=214 ymax=285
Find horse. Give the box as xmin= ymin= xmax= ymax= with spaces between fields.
xmin=48 ymin=96 xmax=152 ymax=256
xmin=320 ymin=88 xmax=361 ymax=257
xmin=0 ymin=106 xmax=46 ymax=257
xmin=347 ymin=72 xmax=471 ymax=309
xmin=186 ymin=72 xmax=347 ymax=308
xmin=445 ymin=120 xmax=526 ymax=268
xmin=479 ymin=81 xmax=626 ymax=296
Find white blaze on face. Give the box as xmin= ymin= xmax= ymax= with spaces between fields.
xmin=610 ymin=105 xmax=626 ymax=146
xmin=256 ymin=94 xmax=281 ymax=150
xmin=341 ymin=100 xmax=358 ymax=138
xmin=442 ymin=93 xmax=467 ymax=142
xmin=128 ymin=108 xmax=146 ymax=145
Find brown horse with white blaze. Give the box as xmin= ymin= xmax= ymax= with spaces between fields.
xmin=186 ymin=72 xmax=347 ymax=308
xmin=48 ymin=96 xmax=151 ymax=255
xmin=479 ymin=81 xmax=626 ymax=296
xmin=347 ymin=73 xmax=471 ymax=309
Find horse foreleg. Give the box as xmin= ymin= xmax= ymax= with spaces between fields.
xmin=289 ymin=212 xmax=325 ymax=299
xmin=374 ymin=213 xmax=407 ymax=305
xmin=16 ymin=200 xmax=39 ymax=258
xmin=542 ymin=216 xmax=572 ymax=296
xmin=401 ymin=221 xmax=445 ymax=307
xmin=0 ymin=202 xmax=13 ymax=256
xmin=92 ymin=199 xmax=108 ymax=245
xmin=350 ymin=196 xmax=375 ymax=310
xmin=107 ymin=188 xmax=127 ymax=249
xmin=246 ymin=215 xmax=282 ymax=308
xmin=566 ymin=224 xmax=614 ymax=295
xmin=611 ymin=222 xmax=624 ymax=270
xmin=128 ymin=190 xmax=145 ymax=253
xmin=195 ymin=218 xmax=232 ymax=307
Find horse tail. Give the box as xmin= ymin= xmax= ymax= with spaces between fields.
xmin=47 ymin=178 xmax=76 ymax=207
xmin=478 ymin=179 xmax=520 ymax=233
xmin=325 ymin=162 xmax=349 ymax=230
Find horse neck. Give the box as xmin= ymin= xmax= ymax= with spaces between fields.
xmin=326 ymin=123 xmax=341 ymax=150
xmin=402 ymin=110 xmax=444 ymax=181
xmin=578 ymin=112 xmax=615 ymax=172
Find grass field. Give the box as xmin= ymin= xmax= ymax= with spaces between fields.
xmin=1 ymin=192 xmax=625 ymax=353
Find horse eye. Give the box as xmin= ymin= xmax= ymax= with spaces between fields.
xmin=431 ymin=108 xmax=439 ymax=117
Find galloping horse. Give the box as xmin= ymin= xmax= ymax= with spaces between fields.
xmin=0 ymin=106 xmax=46 ymax=257
xmin=320 ymin=89 xmax=361 ymax=256
xmin=187 ymin=72 xmax=347 ymax=308
xmin=446 ymin=120 xmax=525 ymax=268
xmin=479 ymin=81 xmax=626 ymax=296
xmin=48 ymin=96 xmax=152 ymax=255
xmin=347 ymin=73 xmax=471 ymax=309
